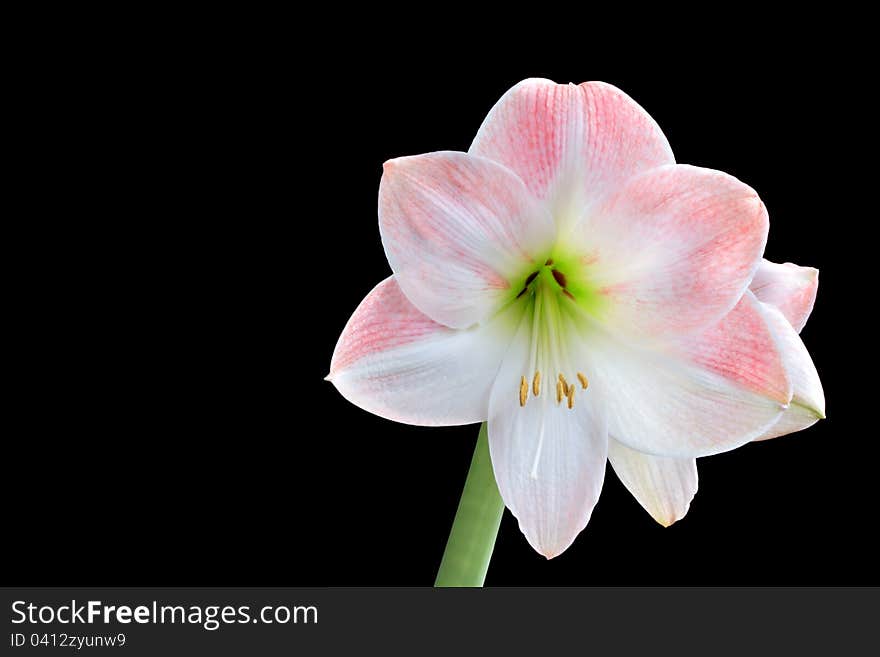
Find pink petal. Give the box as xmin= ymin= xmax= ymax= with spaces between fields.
xmin=487 ymin=313 xmax=608 ymax=559
xmin=328 ymin=277 xmax=515 ymax=426
xmin=682 ymin=292 xmax=791 ymax=404
xmin=585 ymin=292 xmax=790 ymax=458
xmin=749 ymin=259 xmax=819 ymax=333
xmin=754 ymin=302 xmax=825 ymax=440
xmin=379 ymin=151 xmax=555 ymax=329
xmin=585 ymin=164 xmax=769 ymax=338
xmin=608 ymin=440 xmax=698 ymax=527
xmin=470 ymin=79 xmax=673 ymax=224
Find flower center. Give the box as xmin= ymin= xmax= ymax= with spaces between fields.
xmin=515 ymin=259 xmax=589 ymax=411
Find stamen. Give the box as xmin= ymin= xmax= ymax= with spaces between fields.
xmin=558 ymin=373 xmax=569 ymax=396
xmin=515 ymin=274 xmax=588 ymax=413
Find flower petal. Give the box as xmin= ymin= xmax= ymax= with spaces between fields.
xmin=755 ymin=302 xmax=825 ymax=440
xmin=470 ymin=79 xmax=673 ymax=225
xmin=328 ymin=277 xmax=518 ymax=426
xmin=608 ymin=439 xmax=698 ymax=527
xmin=379 ymin=151 xmax=556 ymax=329
xmin=583 ymin=292 xmax=789 ymax=458
xmin=749 ymin=259 xmax=819 ymax=333
xmin=488 ymin=313 xmax=608 ymax=558
xmin=583 ymin=164 xmax=769 ymax=338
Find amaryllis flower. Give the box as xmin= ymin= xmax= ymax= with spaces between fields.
xmin=328 ymin=79 xmax=824 ymax=558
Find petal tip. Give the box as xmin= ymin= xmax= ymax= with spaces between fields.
xmin=520 ymin=524 xmax=576 ymax=560
xmin=806 ymin=397 xmax=826 ymax=420
xmin=518 ymin=77 xmax=557 ymax=87
xmin=538 ymin=546 xmax=565 ymax=560
xmin=382 ymin=155 xmax=418 ymax=175
xmin=652 ymin=500 xmax=691 ymax=528
xmin=794 ymin=396 xmax=825 ymax=421
xmin=655 ymin=510 xmax=684 ymax=528
xmin=524 ymin=530 xmax=578 ymax=560
xmin=784 ymin=262 xmax=819 ymax=281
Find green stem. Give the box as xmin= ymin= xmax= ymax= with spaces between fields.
xmin=434 ymin=423 xmax=505 ymax=587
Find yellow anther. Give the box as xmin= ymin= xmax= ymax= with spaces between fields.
xmin=532 ymin=371 xmax=541 ymax=397
xmin=567 ymin=384 xmax=575 ymax=409
xmin=558 ymin=373 xmax=570 ymax=397
xmin=519 ymin=376 xmax=528 ymax=407
xmin=556 ymin=380 xmax=563 ymax=405
xmin=577 ymin=372 xmax=589 ymax=389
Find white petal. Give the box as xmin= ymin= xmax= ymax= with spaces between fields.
xmin=328 ymin=277 xmax=518 ymax=426
xmin=579 ymin=164 xmax=769 ymax=339
xmin=750 ymin=259 xmax=819 ymax=333
xmin=582 ymin=293 xmax=789 ymax=458
xmin=488 ymin=313 xmax=608 ymax=558
xmin=379 ymin=151 xmax=555 ymax=329
xmin=608 ymin=440 xmax=697 ymax=527
xmin=470 ymin=79 xmax=674 ymax=227
xmin=755 ymin=302 xmax=825 ymax=440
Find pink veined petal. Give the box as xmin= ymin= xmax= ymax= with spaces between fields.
xmin=470 ymin=79 xmax=674 ymax=226
xmin=583 ymin=292 xmax=790 ymax=458
xmin=328 ymin=277 xmax=517 ymax=426
xmin=754 ymin=302 xmax=825 ymax=440
xmin=749 ymin=259 xmax=819 ymax=333
xmin=582 ymin=164 xmax=769 ymax=338
xmin=379 ymin=151 xmax=556 ymax=329
xmin=607 ymin=440 xmax=698 ymax=527
xmin=487 ymin=312 xmax=608 ymax=559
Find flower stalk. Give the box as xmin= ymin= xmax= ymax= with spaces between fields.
xmin=435 ymin=423 xmax=505 ymax=587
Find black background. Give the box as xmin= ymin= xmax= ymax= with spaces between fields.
xmin=8 ymin=35 xmax=872 ymax=586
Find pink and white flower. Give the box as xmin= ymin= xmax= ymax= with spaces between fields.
xmin=327 ymin=79 xmax=825 ymax=557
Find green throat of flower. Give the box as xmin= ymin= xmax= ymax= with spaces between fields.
xmin=508 ymin=256 xmax=599 ymax=412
